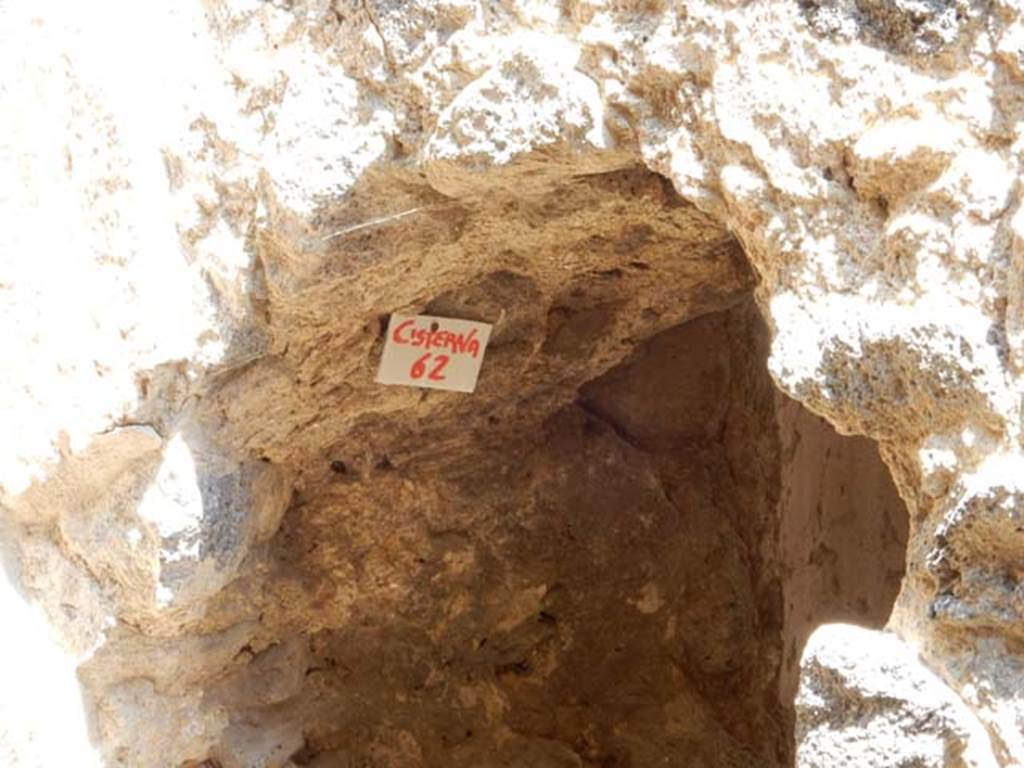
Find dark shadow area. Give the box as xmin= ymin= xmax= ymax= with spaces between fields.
xmin=1 ymin=163 xmax=908 ymax=768
xmin=208 ymin=295 xmax=908 ymax=768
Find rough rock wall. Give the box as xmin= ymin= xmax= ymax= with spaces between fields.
xmin=776 ymin=396 xmax=909 ymax=704
xmin=2 ymin=0 xmax=1023 ymax=766
xmin=3 ymin=284 xmax=908 ymax=768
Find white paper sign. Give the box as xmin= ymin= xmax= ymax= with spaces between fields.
xmin=376 ymin=314 xmax=493 ymax=393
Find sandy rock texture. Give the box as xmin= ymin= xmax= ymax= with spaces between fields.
xmin=2 ymin=0 xmax=1023 ymax=766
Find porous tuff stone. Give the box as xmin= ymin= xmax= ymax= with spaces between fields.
xmin=796 ymin=624 xmax=998 ymax=768
xmin=3 ymin=0 xmax=1023 ymax=765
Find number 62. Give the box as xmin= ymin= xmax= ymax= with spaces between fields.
xmin=410 ymin=352 xmax=449 ymax=381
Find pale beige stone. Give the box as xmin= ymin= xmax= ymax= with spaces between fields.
xmin=2 ymin=0 xmax=1023 ymax=765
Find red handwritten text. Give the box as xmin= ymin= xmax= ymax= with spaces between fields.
xmin=392 ymin=319 xmax=481 ymax=358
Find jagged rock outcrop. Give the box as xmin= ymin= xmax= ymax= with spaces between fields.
xmin=2 ymin=0 xmax=1023 ymax=766
xmin=796 ymin=624 xmax=997 ymax=768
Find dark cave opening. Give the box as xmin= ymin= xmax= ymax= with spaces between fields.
xmin=204 ymin=295 xmax=907 ymax=768
xmin=50 ymin=165 xmax=910 ymax=768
